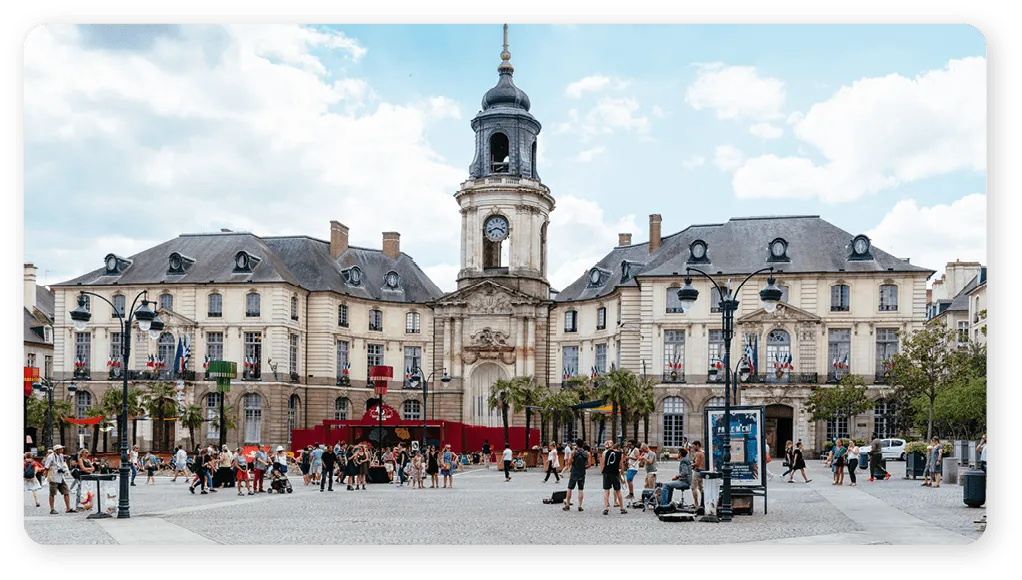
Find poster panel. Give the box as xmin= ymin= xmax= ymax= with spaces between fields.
xmin=705 ymin=406 xmax=765 ymax=488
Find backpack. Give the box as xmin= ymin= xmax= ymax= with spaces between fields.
xmin=572 ymin=450 xmax=589 ymax=471
xmin=24 ymin=461 xmax=35 ymax=479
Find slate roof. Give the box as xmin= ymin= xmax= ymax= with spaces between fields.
xmin=946 ymin=269 xmax=984 ymax=312
xmin=35 ymin=286 xmax=54 ymax=321
xmin=24 ymin=308 xmax=48 ymax=345
xmin=555 ymin=215 xmax=935 ymax=302
xmin=53 ymin=232 xmax=444 ymax=303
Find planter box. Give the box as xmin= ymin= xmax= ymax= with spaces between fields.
xmin=905 ymin=452 xmax=926 ymax=479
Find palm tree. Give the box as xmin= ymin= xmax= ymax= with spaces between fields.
xmin=564 ymin=375 xmax=593 ymax=442
xmin=85 ymin=406 xmax=104 ymax=454
xmin=553 ymin=389 xmax=579 ymax=444
xmin=487 ymin=378 xmax=520 ymax=447
xmin=599 ymin=368 xmax=639 ymax=445
xmin=632 ymin=376 xmax=656 ymax=443
xmin=126 ymin=387 xmax=146 ymax=447
xmin=52 ymin=399 xmax=74 ymax=449
xmin=143 ymin=382 xmax=179 ymax=452
xmin=210 ymin=403 xmax=237 ymax=446
xmin=99 ymin=388 xmax=123 ymax=453
xmin=179 ymin=404 xmax=205 ymax=450
xmin=509 ymin=376 xmax=544 ymax=450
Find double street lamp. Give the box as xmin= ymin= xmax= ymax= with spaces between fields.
xmin=69 ymin=290 xmax=165 ymax=519
xmin=408 ymin=367 xmax=451 ymax=451
xmin=676 ymin=266 xmax=780 ymax=522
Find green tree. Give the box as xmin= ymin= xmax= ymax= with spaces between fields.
xmin=804 ymin=374 xmax=873 ymax=436
xmin=53 ymin=399 xmax=74 ymax=449
xmin=143 ymin=382 xmax=179 ymax=452
xmin=509 ymin=376 xmax=544 ymax=450
xmin=487 ymin=378 xmax=521 ymax=448
xmin=889 ymin=326 xmax=962 ymax=440
xmin=548 ymin=388 xmax=579 ymax=444
xmin=564 ymin=375 xmax=593 ymax=442
xmin=597 ymin=368 xmax=639 ymax=445
xmin=126 ymin=387 xmax=146 ymax=447
xmin=99 ymin=388 xmax=124 ymax=453
xmin=179 ymin=404 xmax=205 ymax=450
xmin=210 ymin=404 xmax=237 ymax=443
xmin=920 ymin=376 xmax=986 ymax=440
xmin=631 ymin=376 xmax=656 ymax=443
xmin=85 ymin=405 xmax=104 ymax=454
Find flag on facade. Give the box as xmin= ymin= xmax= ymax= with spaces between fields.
xmin=106 ymin=355 xmax=113 ymax=368
xmin=203 ymin=354 xmax=210 ymax=370
xmin=174 ymin=337 xmax=184 ymax=373
xmin=146 ymin=354 xmax=153 ymax=368
xmin=841 ymin=353 xmax=848 ymax=370
xmin=342 ymin=362 xmax=350 ymax=375
xmin=405 ymin=367 xmax=412 ymax=381
xmin=182 ymin=338 xmax=191 ymax=371
xmin=785 ymin=352 xmax=793 ymax=371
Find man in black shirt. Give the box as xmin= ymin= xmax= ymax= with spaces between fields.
xmin=601 ymin=441 xmax=627 ymax=516
xmin=397 ymin=444 xmax=410 ymax=487
xmin=190 ymin=446 xmax=210 ymax=495
xmin=561 ymin=438 xmax=591 ymax=512
xmin=482 ymin=440 xmax=491 ymax=468
xmin=321 ymin=446 xmax=337 ymax=491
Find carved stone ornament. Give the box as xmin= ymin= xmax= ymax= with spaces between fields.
xmin=463 ymin=326 xmax=516 ymax=365
xmin=470 ymin=327 xmax=510 ymax=347
xmin=467 ymin=286 xmax=513 ymax=314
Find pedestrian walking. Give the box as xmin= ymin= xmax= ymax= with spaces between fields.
xmin=846 ymin=439 xmax=859 ymax=486
xmin=143 ymin=450 xmax=158 ymax=485
xmin=310 ymin=444 xmax=324 ymax=485
xmin=787 ymin=442 xmax=811 ymax=483
xmin=543 ymin=443 xmax=561 ymax=483
xmin=502 ymin=443 xmax=513 ymax=482
xmin=344 ymin=445 xmax=358 ymax=490
xmin=44 ymin=445 xmax=73 ymax=514
xmin=299 ymin=446 xmax=312 ymax=486
xmin=172 ymin=445 xmax=188 ymax=482
xmin=24 ymin=452 xmax=42 ymax=508
xmin=215 ymin=445 xmax=234 ymax=489
xmin=929 ymin=437 xmax=944 ymax=488
xmin=690 ymin=441 xmax=705 ymax=507
xmin=129 ymin=445 xmax=140 ymax=486
xmin=426 ymin=445 xmax=439 ymax=488
xmin=383 ymin=447 xmax=395 ymax=483
xmin=624 ymin=440 xmax=640 ymax=500
xmin=320 ymin=444 xmax=337 ymax=492
xmin=561 ymin=438 xmax=591 ymax=512
xmin=482 ymin=440 xmax=491 ymax=468
xmin=868 ymin=433 xmax=891 ymax=481
xmin=440 ymin=444 xmax=456 ymax=488
xmin=253 ymin=445 xmax=270 ymax=493
xmin=601 ymin=441 xmax=627 ymax=516
xmin=780 ymin=441 xmax=795 ymax=480
xmin=233 ymin=447 xmax=252 ymax=495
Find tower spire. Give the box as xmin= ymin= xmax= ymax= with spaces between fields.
xmin=498 ymin=23 xmax=514 ymax=73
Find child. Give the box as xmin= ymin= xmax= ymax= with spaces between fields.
xmin=144 ymin=451 xmax=158 ymax=485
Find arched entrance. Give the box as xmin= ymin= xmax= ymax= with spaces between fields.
xmin=466 ymin=363 xmax=508 ymax=427
xmin=765 ymin=404 xmax=794 ymax=457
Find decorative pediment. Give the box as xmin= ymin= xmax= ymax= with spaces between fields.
xmin=433 ymin=280 xmax=544 ymax=312
xmin=470 ymin=327 xmax=510 ymax=347
xmin=738 ymin=302 xmax=822 ymax=325
xmin=154 ymin=306 xmax=198 ymax=329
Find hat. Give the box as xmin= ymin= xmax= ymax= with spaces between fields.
xmin=53 ymin=444 xmax=64 ymax=450
xmin=276 ymin=446 xmax=284 ymax=452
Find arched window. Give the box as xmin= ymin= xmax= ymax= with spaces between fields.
xmin=369 ymin=309 xmax=383 ymax=331
xmin=706 ymin=396 xmax=725 ymax=408
xmin=76 ymin=391 xmax=92 ymax=436
xmin=208 ymin=293 xmax=222 ymax=317
xmin=246 ymin=292 xmax=260 ymax=317
xmin=879 ymin=284 xmax=898 ymax=312
xmin=243 ymin=393 xmax=262 ymax=443
xmin=766 ymin=329 xmax=792 ymax=383
xmin=205 ymin=393 xmax=221 ymax=441
xmin=157 ymin=332 xmax=175 ymax=374
xmin=160 ymin=293 xmax=173 ymax=311
xmin=288 ymin=394 xmax=299 ymax=440
xmin=403 ymin=399 xmax=422 ymax=421
xmin=112 ymin=294 xmax=125 ymax=317
xmin=830 ymin=284 xmax=850 ymax=312
xmin=662 ymin=397 xmax=685 ymax=447
xmin=531 ymin=140 xmax=538 ymax=178
xmin=290 ymin=296 xmax=299 ymax=321
xmin=406 ymin=312 xmax=420 ymax=333
xmin=489 ymin=132 xmax=510 ymax=173
xmin=334 ymin=397 xmax=350 ymax=420
xmin=874 ymin=399 xmax=898 ymax=439
xmin=564 ymin=310 xmax=578 ymax=333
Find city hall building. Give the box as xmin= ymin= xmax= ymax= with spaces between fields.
xmin=45 ymin=36 xmax=934 ymax=457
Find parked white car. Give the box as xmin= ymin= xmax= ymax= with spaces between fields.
xmin=873 ymin=438 xmax=907 ymax=461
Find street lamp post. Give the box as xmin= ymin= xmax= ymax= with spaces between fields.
xmin=408 ymin=368 xmax=451 ymax=450
xmin=677 ymin=267 xmax=780 ymax=522
xmin=32 ymin=378 xmax=77 ymax=450
xmin=69 ymin=291 xmax=164 ymax=519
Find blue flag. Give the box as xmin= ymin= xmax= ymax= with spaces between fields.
xmin=174 ymin=337 xmax=184 ymax=373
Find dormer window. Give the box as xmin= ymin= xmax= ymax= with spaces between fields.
xmin=343 ymin=266 xmax=363 ymax=287
xmin=688 ymin=240 xmax=709 ymax=264
xmin=384 ymin=271 xmax=401 ymax=290
xmin=620 ymin=260 xmax=644 ymax=284
xmin=768 ymin=238 xmax=790 ymax=262
xmin=103 ymin=253 xmax=132 ymax=275
xmin=849 ymin=235 xmax=873 ymax=261
xmin=233 ymin=251 xmax=261 ymax=273
xmin=167 ymin=252 xmax=195 ymax=275
xmin=587 ymin=267 xmax=609 ymax=288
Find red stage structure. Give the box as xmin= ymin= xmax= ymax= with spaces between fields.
xmin=290 ymin=404 xmax=539 ymax=455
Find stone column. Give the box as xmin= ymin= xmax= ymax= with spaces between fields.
xmin=526 ymin=316 xmax=537 ymax=377
xmin=515 ymin=317 xmax=526 ymax=376
xmin=441 ymin=317 xmax=451 ymax=375
xmin=453 ymin=317 xmax=464 ymax=378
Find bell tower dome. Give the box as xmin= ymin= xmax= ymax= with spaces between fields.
xmin=456 ymin=24 xmax=554 ymax=299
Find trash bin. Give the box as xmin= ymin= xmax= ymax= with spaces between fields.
xmin=962 ymin=467 xmax=986 ymax=507
xmin=701 ymin=471 xmax=722 ymax=519
xmin=858 ymin=450 xmax=869 ymax=470
xmin=80 ymin=473 xmax=117 ymax=519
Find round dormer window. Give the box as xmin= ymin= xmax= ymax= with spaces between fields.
xmin=691 ymin=240 xmax=707 ymax=260
xmin=386 ymin=271 xmax=400 ymax=288
xmin=236 ymin=253 xmax=248 ymax=269
xmin=106 ymin=256 xmax=118 ymax=271
xmin=589 ymin=269 xmax=601 ymax=285
xmin=770 ymin=239 xmax=787 ymax=258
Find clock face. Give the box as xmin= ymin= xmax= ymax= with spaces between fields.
xmin=589 ymin=269 xmax=601 ymax=285
xmin=691 ymin=242 xmax=706 ymax=259
xmin=236 ymin=254 xmax=247 ymax=269
xmin=386 ymin=272 xmax=399 ymax=288
xmin=106 ymin=256 xmax=117 ymax=271
xmin=484 ymin=216 xmax=509 ymax=242
xmin=771 ymin=241 xmax=786 ymax=257
xmin=854 ymin=237 xmax=869 ymax=255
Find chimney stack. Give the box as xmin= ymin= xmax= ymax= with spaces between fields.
xmin=648 ymin=214 xmax=662 ymax=253
xmin=330 ymin=221 xmax=349 ymax=258
xmin=618 ymin=233 xmax=632 ymax=247
xmin=24 ymin=263 xmax=37 ymax=310
xmin=382 ymin=232 xmax=401 ymax=260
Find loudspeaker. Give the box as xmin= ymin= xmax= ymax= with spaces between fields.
xmin=543 ymin=490 xmax=567 ymax=504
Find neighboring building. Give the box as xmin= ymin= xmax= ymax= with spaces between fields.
xmin=24 ymin=264 xmax=54 ymax=378
xmin=47 ymin=28 xmax=936 ymax=454
xmin=926 ymin=261 xmax=987 ymax=347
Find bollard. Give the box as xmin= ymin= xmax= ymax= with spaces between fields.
xmin=962 ymin=467 xmax=986 ymax=507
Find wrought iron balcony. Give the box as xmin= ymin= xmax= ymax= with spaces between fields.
xmin=874 ymin=371 xmax=893 ymax=385
xmin=243 ymin=368 xmax=262 ymax=381
xmin=739 ymin=372 xmax=820 ymax=385
xmin=662 ymin=371 xmax=687 ymax=383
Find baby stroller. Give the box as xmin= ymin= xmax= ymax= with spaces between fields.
xmin=268 ymin=463 xmax=293 ymax=494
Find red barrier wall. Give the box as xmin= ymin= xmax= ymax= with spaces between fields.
xmin=290 ymin=422 xmax=539 ymax=455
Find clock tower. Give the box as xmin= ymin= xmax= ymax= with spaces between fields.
xmin=455 ymin=24 xmax=554 ymax=299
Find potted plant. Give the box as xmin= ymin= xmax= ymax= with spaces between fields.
xmin=822 ymin=440 xmax=835 ymax=460
xmin=904 ymin=441 xmax=928 ymax=478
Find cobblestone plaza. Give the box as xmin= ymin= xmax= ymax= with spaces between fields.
xmin=23 ymin=461 xmax=982 ymax=545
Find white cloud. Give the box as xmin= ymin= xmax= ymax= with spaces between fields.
xmin=682 ymin=155 xmax=705 ymax=169
xmin=422 ymin=263 xmax=460 ymax=293
xmin=866 ymin=194 xmax=986 ymax=273
xmin=729 ymin=57 xmax=986 ymax=202
xmin=548 ymin=195 xmax=639 ymax=291
xmin=564 ymin=75 xmax=630 ymax=99
xmin=713 ymin=145 xmax=745 ymax=171
xmin=685 ymin=62 xmax=786 ymax=120
xmin=555 ymin=98 xmax=651 ymax=140
xmin=651 ymin=105 xmax=665 ymax=118
xmin=573 ymin=147 xmax=606 ymax=163
xmin=23 ymin=24 xmax=464 ymax=283
xmin=749 ymin=122 xmax=783 ymax=140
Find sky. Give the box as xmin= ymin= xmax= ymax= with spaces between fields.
xmin=23 ymin=24 xmax=987 ymax=292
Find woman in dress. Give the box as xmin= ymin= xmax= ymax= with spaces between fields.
xmin=413 ymin=451 xmax=425 ymax=489
xmin=299 ymin=446 xmax=312 ymax=486
xmin=383 ymin=448 xmax=395 ymax=484
xmin=356 ymin=445 xmax=369 ymax=490
xmin=426 ymin=446 xmax=440 ymax=488
xmin=846 ymin=439 xmax=860 ymax=486
xmin=24 ymin=452 xmax=42 ymax=508
xmin=344 ymin=445 xmax=358 ymax=491
xmin=787 ymin=442 xmax=811 ymax=483
xmin=929 ymin=437 xmax=944 ymax=488
xmin=831 ymin=439 xmax=847 ymax=485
